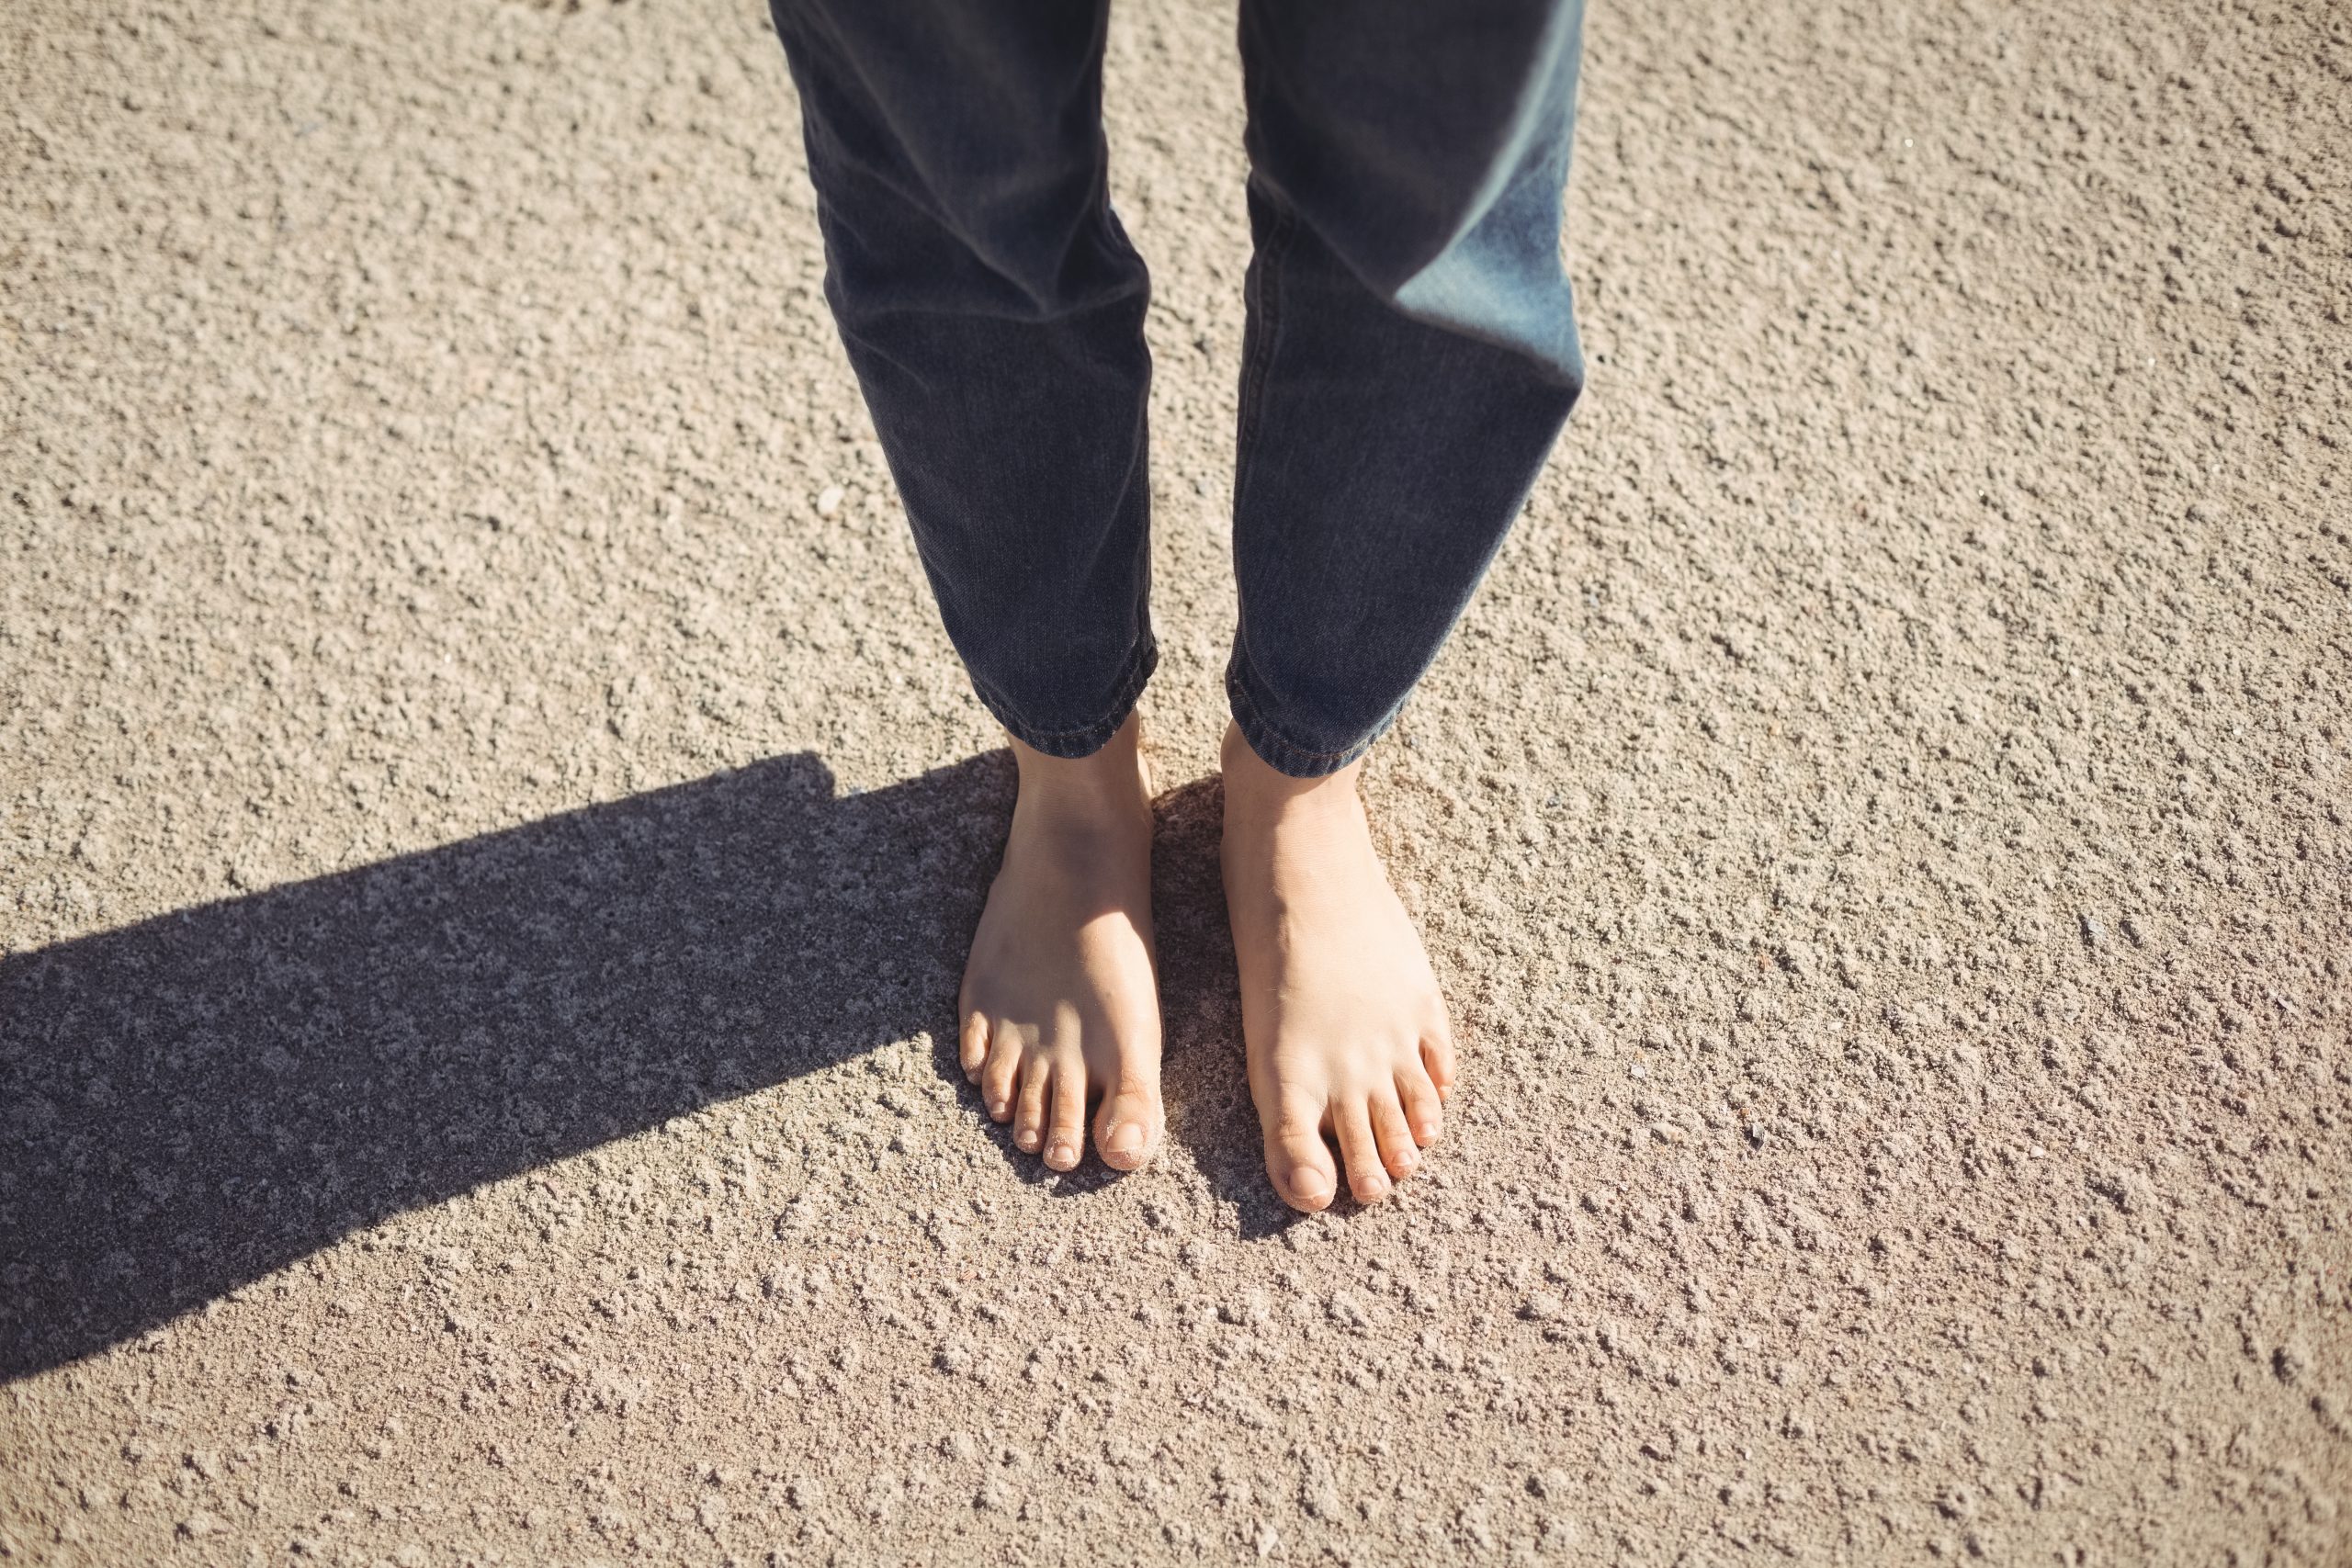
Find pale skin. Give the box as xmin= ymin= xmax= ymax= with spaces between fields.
xmin=957 ymin=712 xmax=1453 ymax=1209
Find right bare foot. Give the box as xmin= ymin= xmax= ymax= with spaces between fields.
xmin=957 ymin=712 xmax=1164 ymax=1172
xmin=1219 ymin=723 xmax=1454 ymax=1212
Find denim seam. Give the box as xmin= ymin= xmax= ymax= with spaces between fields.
xmin=1232 ymin=182 xmax=1295 ymax=498
xmin=1227 ymin=184 xmax=1297 ymax=775
xmin=1225 ymin=643 xmax=1393 ymax=779
xmin=970 ymin=633 xmax=1158 ymax=758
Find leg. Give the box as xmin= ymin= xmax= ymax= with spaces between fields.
xmin=1220 ymin=0 xmax=1586 ymax=1209
xmin=772 ymin=0 xmax=1163 ymax=1169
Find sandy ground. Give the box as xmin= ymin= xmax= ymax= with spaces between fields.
xmin=3 ymin=0 xmax=2349 ymax=1562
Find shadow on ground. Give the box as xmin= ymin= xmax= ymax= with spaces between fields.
xmin=0 ymin=749 xmax=1306 ymax=1379
xmin=0 ymin=751 xmax=1033 ymax=1378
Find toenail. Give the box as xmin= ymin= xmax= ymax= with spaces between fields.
xmin=1106 ymin=1122 xmax=1142 ymax=1156
xmin=1294 ymin=1170 xmax=1333 ymax=1201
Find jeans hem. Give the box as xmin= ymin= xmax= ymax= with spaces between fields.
xmin=1224 ymin=649 xmax=1393 ymax=780
xmin=976 ymin=636 xmax=1158 ymax=760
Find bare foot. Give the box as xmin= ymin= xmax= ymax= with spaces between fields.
xmin=958 ymin=712 xmax=1163 ymax=1172
xmin=1219 ymin=723 xmax=1454 ymax=1211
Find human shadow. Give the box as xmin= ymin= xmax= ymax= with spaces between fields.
xmin=0 ymin=750 xmax=1014 ymax=1380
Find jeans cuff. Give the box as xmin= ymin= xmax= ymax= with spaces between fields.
xmin=974 ymin=636 xmax=1158 ymax=760
xmin=1224 ymin=648 xmax=1394 ymax=779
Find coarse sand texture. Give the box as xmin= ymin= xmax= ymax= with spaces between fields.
xmin=3 ymin=0 xmax=2348 ymax=1562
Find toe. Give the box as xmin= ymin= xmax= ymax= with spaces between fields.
xmin=1396 ymin=1061 xmax=1443 ymax=1147
xmin=1012 ymin=1051 xmax=1051 ymax=1154
xmin=1262 ymin=1094 xmax=1338 ymax=1213
xmin=978 ymin=1029 xmax=1023 ymax=1122
xmin=1092 ymin=1075 xmax=1160 ymax=1173
xmin=1420 ymin=1029 xmax=1457 ymax=1102
xmin=1368 ymin=1087 xmax=1420 ymax=1181
xmin=1332 ymin=1100 xmax=1391 ymax=1203
xmin=1043 ymin=1065 xmax=1088 ymax=1171
xmin=958 ymin=1012 xmax=989 ymax=1081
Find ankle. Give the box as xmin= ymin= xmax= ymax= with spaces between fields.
xmin=1012 ymin=715 xmax=1152 ymax=827
xmin=1220 ymin=722 xmax=1362 ymax=832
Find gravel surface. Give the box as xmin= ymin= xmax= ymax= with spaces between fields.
xmin=4 ymin=0 xmax=2348 ymax=1562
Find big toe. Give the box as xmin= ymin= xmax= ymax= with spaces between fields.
xmin=1263 ymin=1114 xmax=1338 ymax=1213
xmin=1092 ymin=1079 xmax=1161 ymax=1172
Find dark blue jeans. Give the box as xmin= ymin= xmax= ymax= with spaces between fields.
xmin=772 ymin=0 xmax=1584 ymax=776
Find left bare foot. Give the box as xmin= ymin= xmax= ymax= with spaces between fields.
xmin=1218 ymin=722 xmax=1453 ymax=1211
